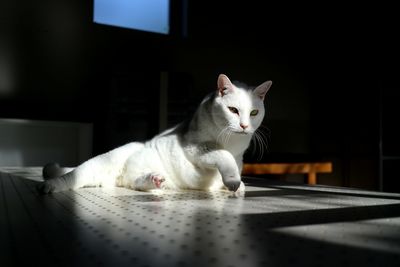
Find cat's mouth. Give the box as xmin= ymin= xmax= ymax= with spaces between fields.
xmin=227 ymin=126 xmax=252 ymax=135
xmin=231 ymin=130 xmax=250 ymax=135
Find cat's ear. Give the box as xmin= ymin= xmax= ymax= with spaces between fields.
xmin=217 ymin=74 xmax=234 ymax=97
xmin=253 ymin=80 xmax=272 ymax=100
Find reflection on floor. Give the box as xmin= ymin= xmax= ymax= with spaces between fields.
xmin=1 ymin=167 xmax=400 ymax=267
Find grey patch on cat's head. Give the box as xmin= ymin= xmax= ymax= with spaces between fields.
xmin=232 ymin=81 xmax=255 ymax=91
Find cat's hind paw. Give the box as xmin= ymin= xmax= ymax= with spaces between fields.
xmin=133 ymin=172 xmax=166 ymax=191
xmin=150 ymin=173 xmax=165 ymax=189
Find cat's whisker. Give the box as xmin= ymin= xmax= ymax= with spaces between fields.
xmin=216 ymin=128 xmax=225 ymax=143
xmin=223 ymin=130 xmax=229 ymax=147
xmin=252 ymin=127 xmax=270 ymax=162
xmin=259 ymin=125 xmax=271 ymax=137
xmin=255 ymin=132 xmax=265 ymax=162
xmin=261 ymin=133 xmax=267 ymax=160
xmin=216 ymin=125 xmax=229 ymax=147
xmin=259 ymin=134 xmax=267 ymax=161
xmin=227 ymin=131 xmax=233 ymax=146
xmin=251 ymin=133 xmax=258 ymax=160
xmin=254 ymin=133 xmax=262 ymax=161
xmin=250 ymin=135 xmax=257 ymax=158
xmin=258 ymin=132 xmax=268 ymax=155
xmin=250 ymin=132 xmax=258 ymax=160
xmin=257 ymin=129 xmax=269 ymax=151
xmin=223 ymin=127 xmax=232 ymax=147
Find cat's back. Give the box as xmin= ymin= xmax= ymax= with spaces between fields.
xmin=146 ymin=123 xmax=185 ymax=158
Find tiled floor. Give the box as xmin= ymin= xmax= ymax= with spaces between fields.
xmin=1 ymin=167 xmax=400 ymax=267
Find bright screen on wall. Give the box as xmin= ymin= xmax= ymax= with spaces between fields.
xmin=93 ymin=0 xmax=170 ymax=35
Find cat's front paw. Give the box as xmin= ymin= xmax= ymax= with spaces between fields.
xmin=223 ymin=177 xmax=241 ymax=192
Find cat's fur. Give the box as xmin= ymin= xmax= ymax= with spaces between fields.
xmin=37 ymin=74 xmax=272 ymax=195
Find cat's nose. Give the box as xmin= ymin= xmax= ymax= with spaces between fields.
xmin=240 ymin=123 xmax=248 ymax=129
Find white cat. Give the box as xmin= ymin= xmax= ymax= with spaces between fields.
xmin=37 ymin=74 xmax=272 ymax=195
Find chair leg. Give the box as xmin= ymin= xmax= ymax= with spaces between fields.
xmin=308 ymin=172 xmax=317 ymax=185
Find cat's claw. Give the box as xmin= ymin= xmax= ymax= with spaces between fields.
xmin=150 ymin=174 xmax=165 ymax=189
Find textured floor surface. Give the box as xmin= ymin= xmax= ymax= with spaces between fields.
xmin=1 ymin=167 xmax=400 ymax=267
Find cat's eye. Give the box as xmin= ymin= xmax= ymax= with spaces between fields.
xmin=228 ymin=107 xmax=239 ymax=114
xmin=250 ymin=110 xmax=259 ymax=116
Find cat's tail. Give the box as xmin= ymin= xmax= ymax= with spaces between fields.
xmin=37 ymin=162 xmax=75 ymax=194
xmin=42 ymin=162 xmax=73 ymax=180
xmin=36 ymin=142 xmax=145 ymax=194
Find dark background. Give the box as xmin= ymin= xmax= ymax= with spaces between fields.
xmin=1 ymin=1 xmax=399 ymax=192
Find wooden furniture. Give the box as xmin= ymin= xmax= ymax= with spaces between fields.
xmin=242 ymin=162 xmax=333 ymax=185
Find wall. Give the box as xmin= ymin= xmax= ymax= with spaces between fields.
xmin=0 ymin=119 xmax=92 ymax=167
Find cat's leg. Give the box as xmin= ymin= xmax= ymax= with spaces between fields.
xmin=38 ymin=159 xmax=115 ymax=194
xmin=128 ymin=172 xmax=166 ymax=191
xmin=37 ymin=160 xmax=115 ymax=194
xmin=192 ymin=147 xmax=242 ymax=192
xmin=37 ymin=142 xmax=144 ymax=194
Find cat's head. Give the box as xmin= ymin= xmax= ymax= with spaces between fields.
xmin=213 ymin=74 xmax=272 ymax=135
